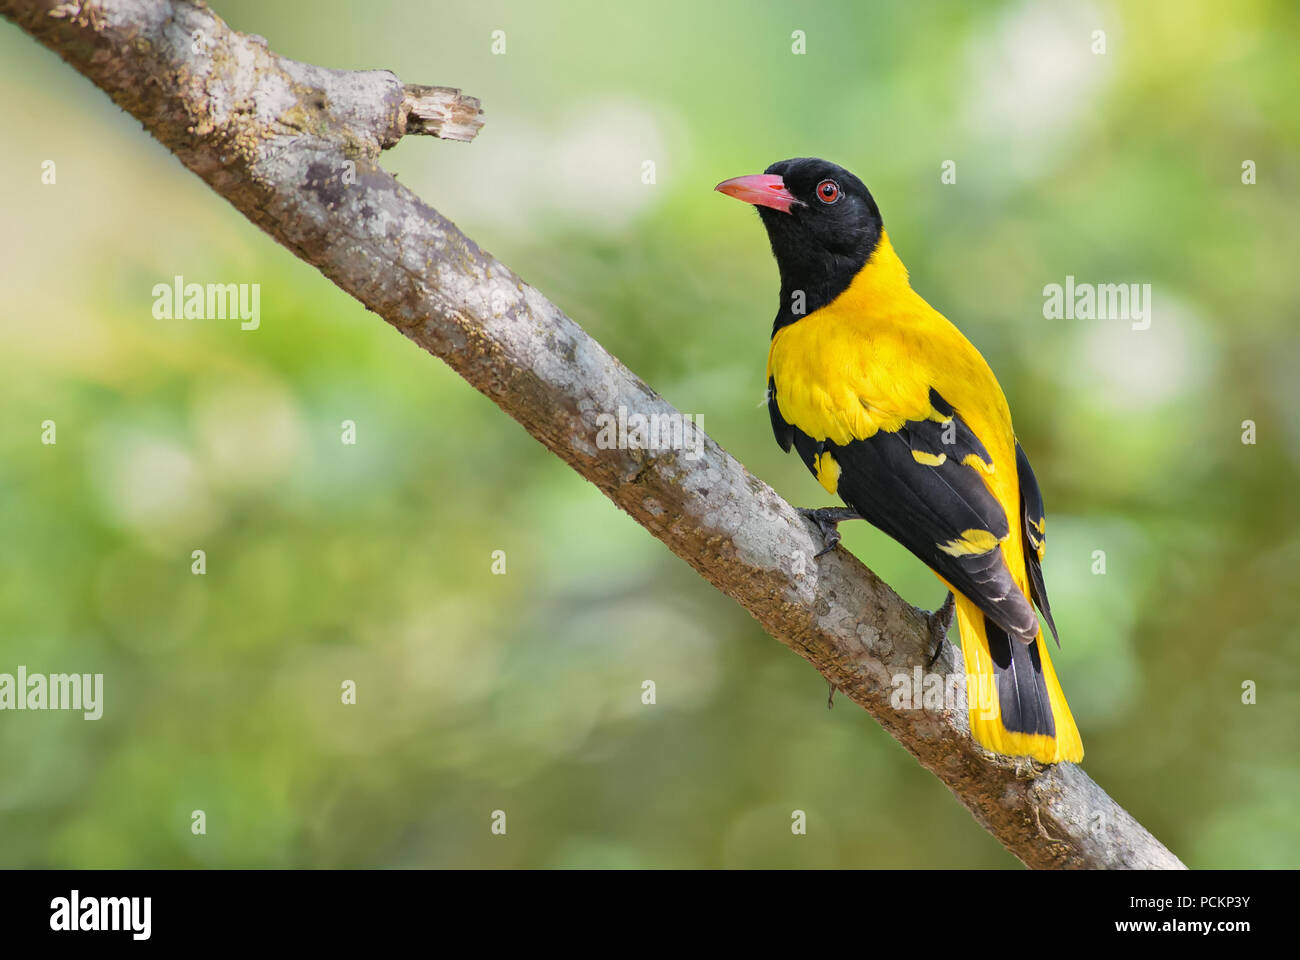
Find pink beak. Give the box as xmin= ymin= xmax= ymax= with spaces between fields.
xmin=715 ymin=174 xmax=802 ymax=214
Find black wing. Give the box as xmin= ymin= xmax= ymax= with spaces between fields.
xmin=1015 ymin=440 xmax=1059 ymax=646
xmin=771 ymin=382 xmax=1039 ymax=643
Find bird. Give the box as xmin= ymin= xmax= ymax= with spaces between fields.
xmin=715 ymin=157 xmax=1082 ymax=764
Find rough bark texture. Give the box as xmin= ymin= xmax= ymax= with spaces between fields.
xmin=2 ymin=0 xmax=1186 ymax=869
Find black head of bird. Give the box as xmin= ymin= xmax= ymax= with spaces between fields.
xmin=715 ymin=157 xmax=883 ymax=317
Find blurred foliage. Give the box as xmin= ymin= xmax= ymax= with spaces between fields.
xmin=1 ymin=0 xmax=1298 ymax=868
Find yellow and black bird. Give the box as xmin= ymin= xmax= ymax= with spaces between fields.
xmin=717 ymin=158 xmax=1082 ymax=764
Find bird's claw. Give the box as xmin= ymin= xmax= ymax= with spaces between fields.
xmin=925 ymin=591 xmax=956 ymax=668
xmin=796 ymin=507 xmax=859 ymax=559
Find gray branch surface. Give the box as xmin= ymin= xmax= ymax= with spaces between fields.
xmin=2 ymin=0 xmax=1186 ymax=869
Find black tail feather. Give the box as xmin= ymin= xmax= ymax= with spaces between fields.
xmin=984 ymin=615 xmax=1055 ymax=737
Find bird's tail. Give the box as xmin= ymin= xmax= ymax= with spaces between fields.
xmin=955 ymin=594 xmax=1083 ymax=764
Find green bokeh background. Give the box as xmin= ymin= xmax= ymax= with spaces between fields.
xmin=1 ymin=0 xmax=1297 ymax=868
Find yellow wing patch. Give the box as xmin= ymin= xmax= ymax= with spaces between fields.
xmin=814 ymin=450 xmax=840 ymax=494
xmin=1026 ymin=516 xmax=1047 ymax=561
xmin=911 ymin=450 xmax=947 ymax=466
xmin=937 ymin=528 xmax=1001 ymax=557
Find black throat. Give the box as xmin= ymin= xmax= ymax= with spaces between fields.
xmin=760 ymin=210 xmax=881 ymax=337
xmin=770 ymin=245 xmax=878 ymax=336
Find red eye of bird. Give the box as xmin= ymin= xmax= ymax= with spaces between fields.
xmin=816 ymin=179 xmax=840 ymax=203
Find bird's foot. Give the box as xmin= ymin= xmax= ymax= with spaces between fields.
xmin=925 ymin=591 xmax=956 ymax=668
xmin=796 ymin=507 xmax=860 ymax=558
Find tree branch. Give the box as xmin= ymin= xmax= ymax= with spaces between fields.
xmin=2 ymin=0 xmax=1185 ymax=869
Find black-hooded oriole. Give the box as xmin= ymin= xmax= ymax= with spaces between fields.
xmin=717 ymin=157 xmax=1082 ymax=764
